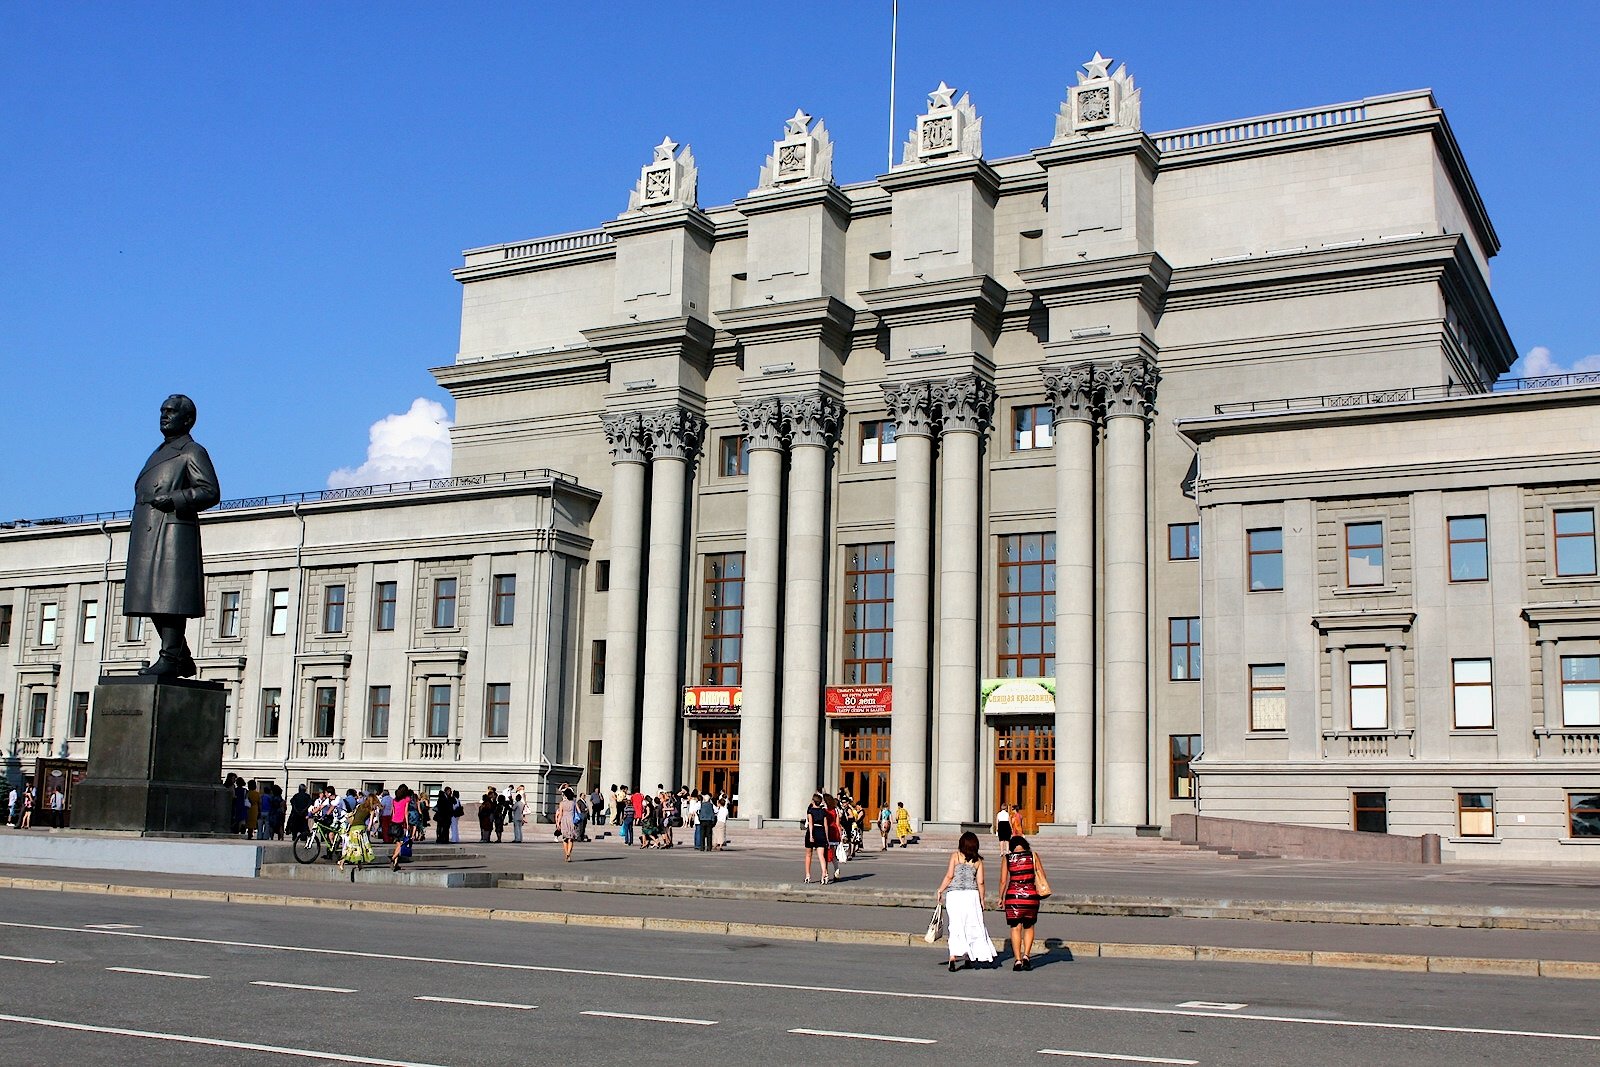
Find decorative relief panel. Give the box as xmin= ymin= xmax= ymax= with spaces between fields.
xmin=1055 ymin=52 xmax=1142 ymax=142
xmin=628 ymin=137 xmax=698 ymax=212
xmin=757 ymin=109 xmax=834 ymax=189
xmin=900 ymin=81 xmax=983 ymax=166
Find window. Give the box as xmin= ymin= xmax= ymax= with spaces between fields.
xmin=1168 ymin=523 xmax=1200 ymax=561
xmin=259 ymin=688 xmax=281 ymax=738
xmin=39 ymin=602 xmax=59 ymax=645
xmin=1248 ymin=664 xmax=1286 ymax=731
xmin=591 ymin=640 xmax=606 ymax=695
xmin=485 ymin=683 xmax=511 ymax=738
xmin=1345 ymin=521 xmax=1385 ymax=586
xmin=700 ymin=553 xmax=745 ymax=685
xmin=844 ymin=543 xmax=895 ymax=684
xmin=80 ymin=600 xmax=99 ymax=644
xmin=1013 ymin=404 xmax=1054 ymax=451
xmin=1458 ymin=792 xmax=1494 ymax=837
xmin=28 ymin=692 xmax=47 ymax=737
xmin=322 ymin=585 xmax=346 ymax=634
xmin=718 ymin=434 xmax=750 ymax=477
xmin=374 ymin=582 xmax=397 ymax=631
xmin=1247 ymin=529 xmax=1283 ymax=591
xmin=0 ymin=603 xmax=11 ymax=645
xmin=860 ymin=420 xmax=897 ymax=464
xmin=1560 ymin=655 xmax=1600 ymax=727
xmin=491 ymin=574 xmax=516 ymax=627
xmin=1555 ymin=508 xmax=1598 ymax=577
xmin=70 ymin=692 xmax=90 ymax=739
xmin=426 ymin=684 xmax=451 ymax=738
xmin=1349 ymin=661 xmax=1389 ymax=730
xmin=218 ymin=591 xmax=240 ymax=639
xmin=1169 ymin=734 xmax=1200 ymax=799
xmin=366 ymin=686 xmax=390 ymax=738
xmin=1353 ymin=791 xmax=1388 ymax=834
xmin=268 ymin=588 xmax=289 ymax=636
xmin=595 ymin=560 xmax=611 ymax=592
xmin=431 ymin=577 xmax=458 ymax=629
xmin=1451 ymin=659 xmax=1493 ymax=728
xmin=1447 ymin=516 xmax=1488 ymax=582
xmin=313 ymin=687 xmax=337 ymax=738
xmin=125 ymin=614 xmax=145 ymax=642
xmin=998 ymin=534 xmax=1056 ymax=678
xmin=1569 ymin=793 xmax=1600 ymax=838
xmin=1168 ymin=617 xmax=1201 ymax=681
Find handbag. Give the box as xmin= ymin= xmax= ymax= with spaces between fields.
xmin=922 ymin=903 xmax=944 ymax=944
xmin=1034 ymin=863 xmax=1053 ymax=899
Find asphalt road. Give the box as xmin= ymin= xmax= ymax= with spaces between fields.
xmin=0 ymin=892 xmax=1596 ymax=1066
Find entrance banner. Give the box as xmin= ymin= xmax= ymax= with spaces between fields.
xmin=825 ymin=685 xmax=892 ymax=717
xmin=980 ymin=677 xmax=1055 ymax=716
xmin=682 ymin=686 xmax=741 ymax=717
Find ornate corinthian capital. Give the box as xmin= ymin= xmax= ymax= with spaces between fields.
xmin=782 ymin=393 xmax=843 ymax=448
xmin=641 ymin=407 xmax=707 ymax=462
xmin=736 ymin=397 xmax=786 ymax=452
xmin=600 ymin=412 xmax=650 ymax=464
xmin=933 ymin=375 xmax=995 ymax=435
xmin=881 ymin=381 xmax=936 ymax=438
xmin=1097 ymin=359 xmax=1159 ymax=420
xmin=1042 ymin=364 xmax=1099 ymax=425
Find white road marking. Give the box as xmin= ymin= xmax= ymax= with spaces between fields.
xmin=0 ymin=955 xmax=56 ymax=965
xmin=414 ymin=995 xmax=536 ymax=1011
xmin=251 ymin=980 xmax=356 ymax=993
xmin=1039 ymin=1052 xmax=1198 ymax=1065
xmin=790 ymin=1027 xmax=936 ymax=1045
xmin=6 ymin=921 xmax=1596 ymax=1045
xmin=1178 ymin=1001 xmax=1246 ymax=1011
xmin=0 ymin=1012 xmax=448 ymax=1067
xmin=582 ymin=1010 xmax=717 ymax=1026
xmin=84 ymin=923 xmax=141 ymax=930
xmin=106 ymin=966 xmax=208 ymax=980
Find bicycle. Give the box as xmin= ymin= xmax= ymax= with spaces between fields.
xmin=292 ymin=814 xmax=346 ymax=864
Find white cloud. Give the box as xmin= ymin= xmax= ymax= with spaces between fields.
xmin=1511 ymin=345 xmax=1600 ymax=379
xmin=327 ymin=398 xmax=453 ymax=489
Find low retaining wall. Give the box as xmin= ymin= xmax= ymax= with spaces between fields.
xmin=0 ymin=831 xmax=262 ymax=877
xmin=1171 ymin=814 xmax=1441 ymax=864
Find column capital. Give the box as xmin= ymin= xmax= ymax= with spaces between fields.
xmin=1042 ymin=363 xmax=1099 ymax=425
xmin=642 ymin=407 xmax=706 ymax=462
xmin=600 ymin=412 xmax=650 ymax=464
xmin=1097 ymin=358 xmax=1159 ymax=421
xmin=933 ymin=375 xmax=995 ymax=435
xmin=736 ymin=397 xmax=787 ymax=452
xmin=782 ymin=392 xmax=843 ymax=448
xmin=882 ymin=381 xmax=937 ymax=438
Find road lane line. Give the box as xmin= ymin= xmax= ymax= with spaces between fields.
xmin=1178 ymin=1001 xmax=1245 ymax=1011
xmin=84 ymin=923 xmax=141 ymax=930
xmin=106 ymin=966 xmax=208 ymax=980
xmin=582 ymin=1010 xmax=717 ymax=1026
xmin=0 ymin=1012 xmax=449 ymax=1067
xmin=1039 ymin=1052 xmax=1198 ymax=1065
xmin=251 ymin=980 xmax=357 ymax=993
xmin=790 ymin=1027 xmax=936 ymax=1045
xmin=414 ymin=995 xmax=536 ymax=1011
xmin=6 ymin=921 xmax=1596 ymax=1045
xmin=0 ymin=955 xmax=57 ymax=965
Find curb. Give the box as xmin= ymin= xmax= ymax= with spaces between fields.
xmin=3 ymin=874 xmax=1594 ymax=981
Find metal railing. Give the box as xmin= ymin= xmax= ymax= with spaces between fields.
xmin=500 ymin=228 xmax=612 ymax=261
xmin=1155 ymin=101 xmax=1367 ymax=153
xmin=1215 ymin=372 xmax=1600 ymax=415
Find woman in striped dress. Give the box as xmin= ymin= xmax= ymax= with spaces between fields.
xmin=1000 ymin=835 xmax=1047 ymax=970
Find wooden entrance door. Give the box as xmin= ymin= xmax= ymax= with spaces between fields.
xmin=994 ymin=721 xmax=1055 ymax=834
xmin=695 ymin=723 xmax=740 ymax=817
xmin=838 ymin=723 xmax=890 ymax=815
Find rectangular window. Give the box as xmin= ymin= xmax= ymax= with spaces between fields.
xmin=29 ymin=692 xmax=47 ymax=737
xmin=218 ymin=591 xmax=240 ymax=639
xmin=998 ymin=534 xmax=1056 ymax=678
xmin=1560 ymin=655 xmax=1600 ymax=726
xmin=1168 ymin=617 xmax=1201 ymax=681
xmin=1248 ymin=664 xmax=1286 ymax=731
xmin=591 ymin=640 xmax=606 ymax=695
xmin=1349 ymin=661 xmax=1389 ymax=730
xmin=485 ymin=683 xmax=511 ymax=738
xmin=80 ymin=600 xmax=99 ymax=644
xmin=1570 ymin=792 xmax=1600 ymax=838
xmin=322 ymin=585 xmax=346 ymax=634
xmin=268 ymin=588 xmax=289 ymax=636
xmin=718 ymin=434 xmax=750 ymax=477
xmin=1353 ymin=791 xmax=1388 ymax=834
xmin=39 ymin=602 xmax=59 ymax=645
xmin=595 ymin=560 xmax=611 ymax=592
xmin=1451 ymin=658 xmax=1494 ymax=728
xmin=374 ymin=582 xmax=397 ymax=632
xmin=1013 ymin=404 xmax=1054 ymax=451
xmin=1458 ymin=792 xmax=1494 ymax=837
xmin=0 ymin=603 xmax=11 ymax=645
xmin=1555 ymin=508 xmax=1599 ymax=577
xmin=700 ymin=552 xmax=745 ymax=685
xmin=1247 ymin=529 xmax=1283 ymax=591
xmin=1345 ymin=521 xmax=1385 ymax=586
xmin=491 ymin=574 xmax=516 ymax=627
xmin=259 ymin=688 xmax=282 ymax=738
xmin=1169 ymin=734 xmax=1199 ymax=800
xmin=431 ymin=577 xmax=458 ymax=629
xmin=313 ymin=687 xmax=337 ymax=738
xmin=366 ymin=686 xmax=390 ymax=738
xmin=125 ymin=614 xmax=145 ymax=642
xmin=844 ymin=542 xmax=895 ymax=684
xmin=70 ymin=691 xmax=90 ymax=739
xmin=1447 ymin=515 xmax=1489 ymax=582
xmin=426 ymin=684 xmax=451 ymax=738
xmin=859 ymin=420 xmax=897 ymax=464
xmin=1168 ymin=523 xmax=1200 ymax=561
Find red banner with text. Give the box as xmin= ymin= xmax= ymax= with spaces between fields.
xmin=825 ymin=685 xmax=892 ymax=717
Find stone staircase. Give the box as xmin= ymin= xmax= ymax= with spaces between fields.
xmin=258 ymin=842 xmax=497 ymax=887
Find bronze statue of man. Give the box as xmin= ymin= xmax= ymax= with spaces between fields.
xmin=123 ymin=394 xmax=221 ymax=678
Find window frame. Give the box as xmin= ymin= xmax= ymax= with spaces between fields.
xmin=1344 ymin=521 xmax=1386 ymax=588
xmin=491 ymin=574 xmax=516 ymax=627
xmin=699 ymin=552 xmax=745 ymax=686
xmin=218 ymin=590 xmax=241 ymax=639
xmin=39 ymin=602 xmax=59 ymax=646
xmin=28 ymin=691 xmax=48 ymax=737
xmin=1559 ymin=654 xmax=1600 ymax=727
xmin=268 ymin=588 xmax=289 ymax=636
xmin=366 ymin=685 xmax=391 ymax=739
xmin=594 ymin=560 xmax=611 ymax=592
xmin=373 ymin=581 xmax=398 ymax=632
xmin=1168 ymin=616 xmax=1201 ymax=682
xmin=717 ymin=434 xmax=750 ymax=477
xmin=430 ymin=577 xmax=458 ymax=630
xmin=1168 ymin=522 xmax=1200 ymax=562
xmin=1349 ymin=660 xmax=1389 ymax=730
xmin=1169 ymin=734 xmax=1200 ymax=800
xmin=1446 ymin=515 xmax=1489 ymax=583
xmin=1554 ymin=508 xmax=1599 ymax=578
xmin=1568 ymin=792 xmax=1600 ymax=838
xmin=1457 ymin=792 xmax=1495 ymax=838
xmin=1451 ymin=658 xmax=1494 ymax=729
xmin=997 ymin=533 xmax=1056 ymax=679
xmin=0 ymin=603 xmax=12 ymax=645
xmin=859 ymin=419 xmax=897 ymax=465
xmin=69 ymin=691 xmax=90 ymax=739
xmin=322 ymin=585 xmax=346 ymax=635
xmin=259 ymin=687 xmax=282 ymax=739
xmin=484 ymin=683 xmax=511 ymax=738
xmin=1246 ymin=528 xmax=1283 ymax=592
xmin=426 ymin=684 xmax=452 ymax=738
xmin=843 ymin=542 xmax=895 ymax=684
xmin=1248 ymin=663 xmax=1287 ymax=731
xmin=1012 ymin=403 xmax=1054 ymax=452
xmin=313 ymin=686 xmax=337 ymax=738
xmin=1352 ymin=790 xmax=1388 ymax=834
xmin=590 ymin=639 xmax=606 ymax=695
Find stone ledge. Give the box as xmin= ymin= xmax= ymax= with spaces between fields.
xmin=1310 ymin=950 xmax=1428 ymax=972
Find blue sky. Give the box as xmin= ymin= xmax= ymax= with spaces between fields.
xmin=3 ymin=2 xmax=1596 ymax=518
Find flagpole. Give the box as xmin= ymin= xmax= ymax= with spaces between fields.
xmin=888 ymin=0 xmax=898 ymax=170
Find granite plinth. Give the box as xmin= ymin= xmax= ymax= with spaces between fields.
xmin=72 ymin=677 xmax=229 ymax=834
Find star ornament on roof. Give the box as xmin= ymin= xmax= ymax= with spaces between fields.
xmin=928 ymin=81 xmax=957 ymax=109
xmin=783 ymin=109 xmax=813 ymax=137
xmin=652 ymin=136 xmax=680 ymax=163
xmin=1082 ymin=52 xmax=1113 ymax=80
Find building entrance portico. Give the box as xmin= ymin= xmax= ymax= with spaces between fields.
xmin=996 ymin=720 xmax=1055 ymax=833
xmin=694 ymin=722 xmax=739 ymax=816
xmin=838 ymin=721 xmax=890 ymax=814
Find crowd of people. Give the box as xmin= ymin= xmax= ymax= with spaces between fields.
xmin=602 ymin=784 xmax=731 ymax=852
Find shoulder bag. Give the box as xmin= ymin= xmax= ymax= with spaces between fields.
xmin=1034 ymin=859 xmax=1053 ymax=899
xmin=922 ymin=903 xmax=945 ymax=944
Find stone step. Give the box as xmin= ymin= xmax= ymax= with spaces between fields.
xmin=259 ymin=861 xmax=497 ymax=888
xmin=258 ymin=842 xmax=484 ymax=864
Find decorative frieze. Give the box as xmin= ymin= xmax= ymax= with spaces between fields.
xmin=782 ymin=393 xmax=843 ymax=448
xmin=933 ymin=376 xmax=995 ymax=435
xmin=737 ymin=397 xmax=787 ymax=452
xmin=641 ymin=407 xmax=706 ymax=462
xmin=1098 ymin=359 xmax=1159 ymax=420
xmin=882 ymin=381 xmax=937 ymax=438
xmin=900 ymin=81 xmax=983 ymax=166
xmin=1042 ymin=364 xmax=1100 ymax=424
xmin=1054 ymin=52 xmax=1142 ymax=142
xmin=757 ymin=109 xmax=834 ymax=189
xmin=627 ymin=136 xmax=699 ymax=212
xmin=601 ymin=412 xmax=650 ymax=464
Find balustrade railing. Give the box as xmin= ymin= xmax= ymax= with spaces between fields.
xmin=1154 ymin=102 xmax=1367 ymax=153
xmin=14 ymin=738 xmax=50 ymax=759
xmin=410 ymin=739 xmax=461 ymax=760
xmin=1215 ymin=372 xmax=1600 ymax=416
xmin=1322 ymin=729 xmax=1415 ymax=758
xmin=298 ymin=739 xmax=345 ymax=760
xmin=500 ymin=228 xmax=612 ymax=261
xmin=1534 ymin=729 xmax=1600 ymax=757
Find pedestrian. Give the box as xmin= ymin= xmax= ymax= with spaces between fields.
xmin=511 ymin=785 xmax=526 ymax=843
xmin=823 ymin=793 xmax=843 ymax=879
xmin=878 ymin=803 xmax=892 ymax=850
xmin=287 ymin=784 xmax=313 ymax=840
xmin=271 ymin=784 xmax=287 ymax=839
xmin=231 ymin=779 xmax=248 ymax=835
xmin=571 ymin=791 xmax=588 ymax=841
xmin=339 ymin=790 xmax=379 ymax=871
xmin=379 ymin=788 xmax=395 ymax=843
xmin=936 ymin=831 xmax=996 ymax=971
xmin=48 ymin=788 xmax=65 ymax=828
xmin=713 ymin=792 xmax=729 ymax=850
xmin=389 ymin=785 xmax=413 ymax=871
xmin=697 ymin=790 xmax=716 ymax=852
xmin=995 ymin=802 xmax=1012 ymax=848
xmin=478 ymin=787 xmax=496 ymax=843
xmin=803 ymin=792 xmax=830 ymax=884
xmin=19 ymin=787 xmax=33 ymax=829
xmin=589 ymin=785 xmax=605 ymax=826
xmin=555 ymin=786 xmax=581 ymax=862
xmin=619 ymin=784 xmax=634 ymax=846
xmin=246 ymin=779 xmax=261 ymax=839
xmin=256 ymin=786 xmax=275 ymax=841
xmin=894 ymin=801 xmax=913 ymax=847
xmin=450 ymin=788 xmax=463 ymax=843
xmin=1000 ymin=835 xmax=1047 ymax=970
xmin=434 ymin=787 xmax=452 ymax=844
xmin=493 ymin=788 xmax=509 ymax=842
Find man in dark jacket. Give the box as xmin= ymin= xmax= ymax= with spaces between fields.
xmin=433 ymin=787 xmax=453 ymax=843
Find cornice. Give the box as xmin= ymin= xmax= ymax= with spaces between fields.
xmin=1312 ymin=611 xmax=1416 ymax=634
xmin=875 ymin=155 xmax=1001 ymax=199
xmin=860 ymin=274 xmax=1008 ymax=332
xmin=431 ymin=349 xmax=608 ymax=399
xmin=452 ymin=242 xmax=614 ymax=285
xmin=1032 ymin=129 xmax=1160 ymax=172
xmin=733 ymin=182 xmax=854 ymax=221
xmin=581 ymin=315 xmax=717 ymax=374
xmin=1018 ymin=252 xmax=1172 ymax=315
xmin=1523 ymin=604 xmax=1600 ymax=627
xmin=603 ymin=204 xmax=718 ymax=244
xmin=716 ymin=295 xmax=855 ymax=350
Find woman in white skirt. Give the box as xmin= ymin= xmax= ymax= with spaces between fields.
xmin=935 ymin=830 xmax=997 ymax=971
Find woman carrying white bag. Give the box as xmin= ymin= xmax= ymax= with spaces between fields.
xmin=934 ymin=830 xmax=997 ymax=971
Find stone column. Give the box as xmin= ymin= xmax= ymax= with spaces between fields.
xmin=1043 ymin=365 xmax=1098 ymax=829
xmin=778 ymin=393 xmax=842 ymax=817
xmin=736 ymin=397 xmax=786 ymax=824
xmin=884 ymin=382 xmax=936 ymax=824
xmin=599 ymin=413 xmax=649 ymax=793
xmin=932 ymin=376 xmax=993 ymax=823
xmin=638 ymin=408 xmax=705 ymax=793
xmin=1099 ymin=360 xmax=1158 ymax=826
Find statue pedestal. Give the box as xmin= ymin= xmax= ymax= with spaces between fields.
xmin=72 ymin=677 xmax=229 ymax=835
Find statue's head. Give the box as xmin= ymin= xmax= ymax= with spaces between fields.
xmin=159 ymin=394 xmax=197 ymax=437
